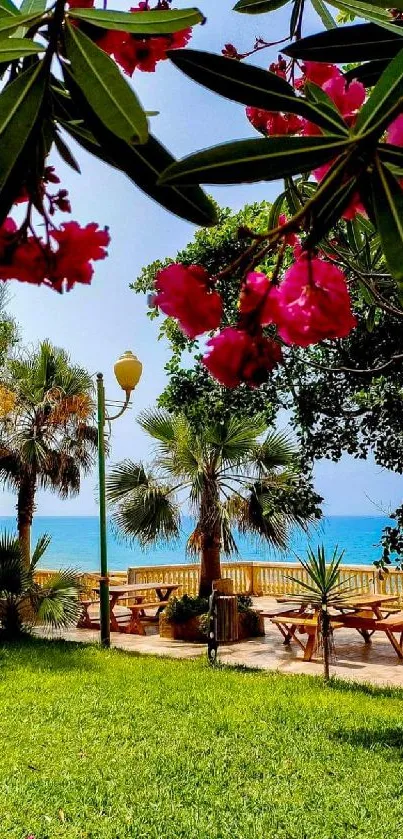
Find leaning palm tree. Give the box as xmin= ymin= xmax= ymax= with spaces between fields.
xmin=288 ymin=545 xmax=353 ymax=680
xmin=0 ymin=531 xmax=82 ymax=639
xmin=0 ymin=341 xmax=97 ymax=565
xmin=106 ymin=410 xmax=319 ymax=597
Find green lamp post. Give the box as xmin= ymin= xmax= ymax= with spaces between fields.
xmin=97 ymin=351 xmax=142 ymax=648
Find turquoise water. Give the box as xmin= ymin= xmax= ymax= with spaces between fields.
xmin=0 ymin=515 xmax=393 ymax=572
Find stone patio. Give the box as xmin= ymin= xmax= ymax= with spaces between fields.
xmin=36 ymin=597 xmax=403 ymax=688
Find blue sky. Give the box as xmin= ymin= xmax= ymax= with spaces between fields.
xmin=1 ymin=0 xmax=402 ymax=518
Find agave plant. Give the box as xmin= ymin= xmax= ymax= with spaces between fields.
xmin=0 ymin=531 xmax=82 ymax=639
xmin=288 ymin=545 xmax=353 ymax=680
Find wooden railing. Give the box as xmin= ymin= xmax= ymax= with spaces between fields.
xmin=34 ymin=561 xmax=403 ymax=602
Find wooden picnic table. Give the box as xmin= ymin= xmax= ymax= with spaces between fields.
xmin=78 ymin=582 xmax=179 ymax=634
xmin=267 ymin=593 xmax=401 ymax=661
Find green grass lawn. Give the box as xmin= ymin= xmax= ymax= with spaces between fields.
xmin=2 ymin=640 xmax=403 ymax=839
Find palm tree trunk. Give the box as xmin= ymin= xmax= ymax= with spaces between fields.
xmin=199 ymin=541 xmax=222 ymax=598
xmin=17 ymin=474 xmax=36 ymax=568
xmin=198 ymin=481 xmax=222 ymax=598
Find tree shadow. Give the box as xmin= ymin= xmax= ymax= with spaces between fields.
xmin=332 ymin=725 xmax=403 ymax=759
xmin=0 ymin=635 xmax=103 ymax=672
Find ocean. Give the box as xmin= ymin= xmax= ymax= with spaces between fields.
xmin=0 ymin=515 xmax=394 ymax=572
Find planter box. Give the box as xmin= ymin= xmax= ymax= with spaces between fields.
xmin=159 ymin=609 xmax=264 ymax=643
xmin=238 ymin=610 xmax=265 ymax=640
xmin=159 ymin=613 xmax=207 ymax=642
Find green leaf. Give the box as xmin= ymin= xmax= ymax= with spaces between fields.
xmin=284 ymin=176 xmax=303 ymax=215
xmin=378 ymin=142 xmax=403 ymax=167
xmin=310 ymin=0 xmax=337 ymax=28
xmin=0 ymin=36 xmax=44 ymax=60
xmin=64 ymin=24 xmax=148 ymax=145
xmin=53 ymin=85 xmax=217 ymax=228
xmin=53 ymin=129 xmax=81 ymax=174
xmin=268 ymin=190 xmax=287 ymax=228
xmin=12 ymin=0 xmax=46 ymax=37
xmin=303 ymin=155 xmax=359 ymax=246
xmin=304 ymin=80 xmax=349 ymax=129
xmin=354 ymin=47 xmax=403 ymax=136
xmin=0 ymin=63 xmax=46 ymax=221
xmin=159 ymin=135 xmax=351 ymax=185
xmin=168 ymin=49 xmax=349 ymax=135
xmin=0 ymin=9 xmax=44 ymax=35
xmin=345 ymin=59 xmax=390 ymax=87
xmin=370 ymin=157 xmax=403 ymax=282
xmin=18 ymin=0 xmax=46 ymax=11
xmin=356 ymin=0 xmax=403 ymax=8
xmin=0 ymin=0 xmax=18 ymax=15
xmin=283 ymin=23 xmax=403 ymax=62
xmin=325 ymin=0 xmax=403 ymax=35
xmin=68 ymin=7 xmax=204 ymax=34
xmin=234 ymin=0 xmax=289 ymax=12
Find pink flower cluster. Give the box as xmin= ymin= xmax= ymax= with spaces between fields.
xmin=246 ymin=59 xmax=365 ymax=139
xmin=0 ymin=161 xmax=110 ymax=292
xmin=0 ymin=219 xmax=110 ymax=292
xmin=68 ymin=0 xmax=191 ymax=75
xmin=154 ymin=248 xmax=356 ymax=388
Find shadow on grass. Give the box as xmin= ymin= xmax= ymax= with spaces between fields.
xmin=0 ymin=635 xmax=105 ymax=672
xmin=332 ymin=725 xmax=403 ymax=756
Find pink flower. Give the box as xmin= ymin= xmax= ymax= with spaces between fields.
xmin=387 ymin=114 xmax=403 ymax=146
xmin=203 ymin=327 xmax=281 ymax=388
xmin=303 ymin=61 xmax=342 ymax=87
xmin=155 ymin=263 xmax=222 ymax=339
xmin=246 ymin=108 xmax=303 ymax=136
xmin=49 ymin=222 xmax=110 ymax=292
xmin=239 ymin=272 xmax=272 ymax=318
xmin=322 ymin=76 xmax=365 ymax=121
xmin=51 ymin=222 xmax=110 ymax=262
xmin=270 ymin=255 xmax=356 ymax=346
xmin=96 ymin=6 xmax=191 ymax=76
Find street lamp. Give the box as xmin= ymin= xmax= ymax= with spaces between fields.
xmin=97 ymin=351 xmax=142 ymax=648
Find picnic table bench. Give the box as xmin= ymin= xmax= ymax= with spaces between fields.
xmin=262 ymin=594 xmax=403 ymax=661
xmin=77 ymin=582 xmax=179 ymax=634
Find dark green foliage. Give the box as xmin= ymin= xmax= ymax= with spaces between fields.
xmin=376 ymin=506 xmax=403 ymax=571
xmin=164 ymin=593 xmax=209 ymax=623
xmin=0 ymin=532 xmax=81 ymax=638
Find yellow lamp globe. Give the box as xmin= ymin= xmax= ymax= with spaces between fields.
xmin=114 ymin=351 xmax=142 ymax=393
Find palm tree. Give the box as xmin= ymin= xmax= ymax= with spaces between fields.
xmin=0 ymin=341 xmax=97 ymax=565
xmin=288 ymin=546 xmax=353 ymax=680
xmin=0 ymin=531 xmax=82 ymax=638
xmin=106 ymin=410 xmax=318 ymax=597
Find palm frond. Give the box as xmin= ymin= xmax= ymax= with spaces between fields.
xmin=253 ymin=430 xmax=297 ymax=474
xmin=225 ymin=491 xmax=289 ymax=551
xmin=106 ymin=461 xmax=149 ymax=504
xmin=111 ymin=484 xmax=181 ymax=546
xmin=138 ymin=408 xmax=178 ymax=446
xmin=30 ymin=533 xmax=52 ymax=571
xmin=209 ymin=415 xmax=266 ymax=467
xmin=33 ymin=568 xmax=82 ymax=630
xmin=0 ymin=532 xmax=26 ymax=596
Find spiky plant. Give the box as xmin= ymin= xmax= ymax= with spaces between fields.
xmin=0 ymin=532 xmax=82 ymax=639
xmin=106 ymin=410 xmax=320 ymax=597
xmin=288 ymin=545 xmax=353 ymax=680
xmin=0 ymin=341 xmax=97 ymax=565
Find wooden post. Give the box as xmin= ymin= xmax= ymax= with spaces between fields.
xmin=216 ymin=596 xmax=238 ymax=642
xmin=213 ymin=578 xmax=234 ymax=595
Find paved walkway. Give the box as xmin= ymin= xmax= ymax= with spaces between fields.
xmin=36 ymin=597 xmax=403 ymax=688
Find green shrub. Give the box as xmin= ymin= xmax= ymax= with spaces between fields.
xmin=237 ymin=594 xmax=253 ymax=612
xmin=165 ymin=594 xmax=209 ymax=624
